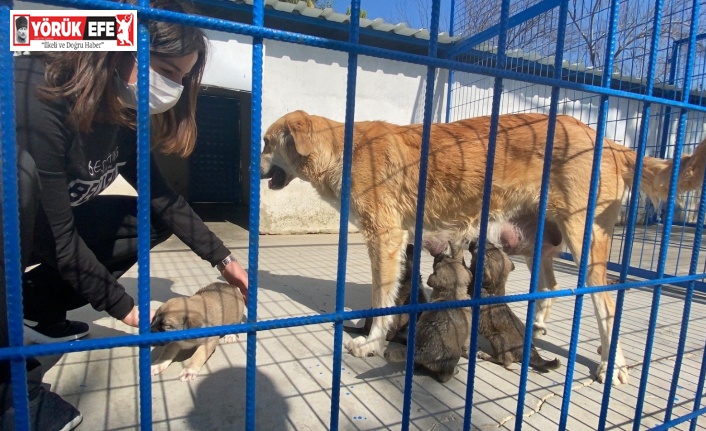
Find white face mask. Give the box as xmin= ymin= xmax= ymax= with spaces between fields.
xmin=115 ymin=67 xmax=184 ymax=115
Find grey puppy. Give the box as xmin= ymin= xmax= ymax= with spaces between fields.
xmin=385 ymin=243 xmax=471 ymax=383
xmin=469 ymin=241 xmax=560 ymax=373
xmin=150 ymin=282 xmax=246 ymax=382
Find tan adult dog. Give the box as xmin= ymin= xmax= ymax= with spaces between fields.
xmin=150 ymin=282 xmax=245 ymax=382
xmin=260 ymin=110 xmax=706 ymax=385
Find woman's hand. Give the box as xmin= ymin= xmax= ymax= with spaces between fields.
xmin=221 ymin=259 xmax=249 ymax=304
xmin=121 ymin=306 xmax=157 ymax=328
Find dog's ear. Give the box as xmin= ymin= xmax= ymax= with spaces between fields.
xmin=184 ymin=311 xmax=204 ymax=329
xmin=286 ymin=110 xmax=316 ymax=156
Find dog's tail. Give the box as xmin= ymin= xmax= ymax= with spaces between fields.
xmin=622 ymin=137 xmax=706 ymax=202
xmin=529 ymin=347 xmax=561 ymax=373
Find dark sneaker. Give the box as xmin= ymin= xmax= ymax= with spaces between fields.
xmin=1 ymin=387 xmax=82 ymax=431
xmin=23 ymin=320 xmax=89 ymax=344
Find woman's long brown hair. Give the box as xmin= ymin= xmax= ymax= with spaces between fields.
xmin=39 ymin=0 xmax=207 ymax=157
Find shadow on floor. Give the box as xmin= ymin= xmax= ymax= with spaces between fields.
xmin=190 ymin=203 xmax=249 ymax=230
xmin=184 ymin=367 xmax=289 ymax=431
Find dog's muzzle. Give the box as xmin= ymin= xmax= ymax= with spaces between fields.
xmin=261 ymin=165 xmax=288 ymax=190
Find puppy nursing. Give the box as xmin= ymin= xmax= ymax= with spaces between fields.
xmin=261 ymin=110 xmax=706 ymax=385
xmin=469 ymin=242 xmax=560 ymax=373
xmin=385 ymin=243 xmax=471 ymax=383
xmin=150 ymin=282 xmax=245 ymax=382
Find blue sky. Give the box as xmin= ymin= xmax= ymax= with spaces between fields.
xmin=326 ymin=0 xmax=453 ymax=33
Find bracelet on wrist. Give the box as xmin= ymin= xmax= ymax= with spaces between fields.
xmin=216 ymin=254 xmax=237 ymax=272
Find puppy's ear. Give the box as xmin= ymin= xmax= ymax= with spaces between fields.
xmin=449 ymin=242 xmax=464 ymax=262
xmin=467 ymin=239 xmax=478 ymax=254
xmin=185 ymin=311 xmax=204 ymax=329
xmin=426 ymin=273 xmax=438 ymax=289
xmin=286 ymin=110 xmax=315 ymax=156
xmin=150 ymin=313 xmax=163 ymax=333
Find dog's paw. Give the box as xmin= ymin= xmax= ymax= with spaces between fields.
xmin=221 ymin=334 xmax=239 ymax=344
xmin=595 ymin=361 xmax=629 ymax=385
xmin=345 ymin=336 xmax=380 ymax=358
xmin=179 ymin=367 xmax=200 ymax=382
xmin=151 ymin=362 xmax=170 ymax=376
xmin=532 ymin=322 xmax=548 ymax=338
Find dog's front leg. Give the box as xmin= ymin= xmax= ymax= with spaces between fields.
xmin=592 ymin=291 xmax=629 ymax=385
xmin=151 ymin=342 xmax=181 ymax=376
xmin=346 ymin=228 xmax=407 ymax=358
xmin=528 ymin=255 xmax=559 ymax=337
xmin=180 ymin=337 xmax=219 ymax=382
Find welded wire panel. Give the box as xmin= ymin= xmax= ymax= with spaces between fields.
xmin=1 ymin=0 xmax=706 ymax=430
xmin=450 ymin=0 xmax=706 ymax=283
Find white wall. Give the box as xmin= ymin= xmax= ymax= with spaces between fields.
xmin=202 ymin=30 xmax=252 ymax=92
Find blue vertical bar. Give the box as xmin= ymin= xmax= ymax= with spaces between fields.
xmin=0 ymin=4 xmax=30 ymax=431
xmin=690 ymin=337 xmax=706 ymax=430
xmin=464 ymin=0 xmax=510 ymax=429
xmin=559 ymin=0 xmax=621 ymax=427
xmin=329 ymin=0 xmax=360 ymax=429
xmin=401 ymin=0 xmax=441 ymax=429
xmin=664 ymin=144 xmax=706 ymax=423
xmin=598 ymin=0 xmax=664 ymax=428
xmin=443 ymin=0 xmax=456 ymax=123
xmin=514 ymin=0 xmax=568 ymax=427
xmin=246 ymin=1 xmax=264 ymax=430
xmin=658 ymin=45 xmax=682 ymax=160
xmin=135 ymin=5 xmax=152 ymax=429
xmin=664 ymin=26 xmax=706 ymax=426
xmin=633 ymin=1 xmax=700 ymax=429
xmin=651 ymin=39 xmax=682 ymax=227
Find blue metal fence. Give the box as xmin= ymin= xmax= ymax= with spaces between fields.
xmin=447 ymin=0 xmax=706 ymax=293
xmin=1 ymin=0 xmax=706 ymax=429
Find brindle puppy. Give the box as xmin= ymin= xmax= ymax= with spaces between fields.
xmin=385 ymin=243 xmax=471 ymax=383
xmin=469 ymin=242 xmax=560 ymax=373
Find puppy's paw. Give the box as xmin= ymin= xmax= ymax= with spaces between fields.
xmin=151 ymin=362 xmax=170 ymax=376
xmin=476 ymin=351 xmax=493 ymax=362
xmin=179 ymin=367 xmax=200 ymax=382
xmin=595 ymin=361 xmax=629 ymax=386
xmin=221 ymin=334 xmax=239 ymax=344
xmin=345 ymin=336 xmax=380 ymax=358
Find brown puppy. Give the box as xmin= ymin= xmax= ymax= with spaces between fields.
xmin=261 ymin=110 xmax=706 ymax=384
xmin=385 ymin=243 xmax=471 ymax=383
xmin=150 ymin=282 xmax=246 ymax=382
xmin=469 ymin=242 xmax=560 ymax=373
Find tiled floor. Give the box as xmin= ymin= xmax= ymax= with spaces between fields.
xmin=31 ymin=212 xmax=706 ymax=430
